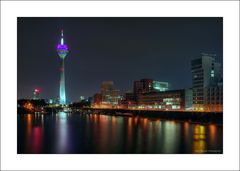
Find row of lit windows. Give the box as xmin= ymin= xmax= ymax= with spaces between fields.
xmin=137 ymin=105 xmax=181 ymax=109
xmin=139 ymin=95 xmax=182 ymax=98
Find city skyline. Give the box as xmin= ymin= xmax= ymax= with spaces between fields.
xmin=17 ymin=17 xmax=224 ymax=155
xmin=17 ymin=17 xmax=223 ymax=101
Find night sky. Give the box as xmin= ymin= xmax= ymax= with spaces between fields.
xmin=18 ymin=17 xmax=223 ymax=102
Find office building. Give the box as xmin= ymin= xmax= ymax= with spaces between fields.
xmin=93 ymin=81 xmax=121 ymax=108
xmin=138 ymin=89 xmax=185 ymax=110
xmin=191 ymin=53 xmax=223 ymax=111
xmin=134 ymin=79 xmax=169 ymax=95
xmin=134 ymin=79 xmax=153 ymax=96
xmin=205 ymin=83 xmax=223 ymax=112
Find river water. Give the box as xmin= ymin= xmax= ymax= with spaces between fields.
xmin=17 ymin=112 xmax=223 ymax=154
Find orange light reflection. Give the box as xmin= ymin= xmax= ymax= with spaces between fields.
xmin=193 ymin=125 xmax=206 ymax=154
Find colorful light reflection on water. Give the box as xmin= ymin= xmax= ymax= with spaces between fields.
xmin=17 ymin=113 xmax=223 ymax=154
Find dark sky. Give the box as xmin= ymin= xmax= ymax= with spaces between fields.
xmin=17 ymin=17 xmax=223 ymax=102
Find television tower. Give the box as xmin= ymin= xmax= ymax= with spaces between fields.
xmin=57 ymin=30 xmax=69 ymax=105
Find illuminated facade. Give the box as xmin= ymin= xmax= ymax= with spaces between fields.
xmin=152 ymin=81 xmax=169 ymax=92
xmin=57 ymin=30 xmax=69 ymax=105
xmin=134 ymin=79 xmax=169 ymax=95
xmin=137 ymin=89 xmax=185 ymax=110
xmin=205 ymin=84 xmax=223 ymax=112
xmin=93 ymin=81 xmax=121 ymax=108
xmin=191 ymin=53 xmax=222 ymax=111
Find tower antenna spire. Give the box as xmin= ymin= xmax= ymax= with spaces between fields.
xmin=60 ymin=29 xmax=64 ymax=45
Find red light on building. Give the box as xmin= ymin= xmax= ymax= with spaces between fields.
xmin=33 ymin=88 xmax=41 ymax=100
xmin=34 ymin=89 xmax=40 ymax=93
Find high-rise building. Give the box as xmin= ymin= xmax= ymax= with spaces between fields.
xmin=134 ymin=79 xmax=169 ymax=95
xmin=93 ymin=81 xmax=121 ymax=108
xmin=133 ymin=79 xmax=169 ymax=106
xmin=191 ymin=53 xmax=223 ymax=111
xmin=134 ymin=79 xmax=153 ymax=96
xmin=101 ymin=81 xmax=114 ymax=104
xmin=101 ymin=81 xmax=120 ymax=106
xmin=57 ymin=30 xmax=69 ymax=105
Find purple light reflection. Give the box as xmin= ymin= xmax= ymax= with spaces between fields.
xmin=55 ymin=112 xmax=71 ymax=153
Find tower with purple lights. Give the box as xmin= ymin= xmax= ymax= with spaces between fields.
xmin=57 ymin=30 xmax=68 ymax=105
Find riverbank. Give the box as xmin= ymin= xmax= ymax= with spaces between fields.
xmin=83 ymin=108 xmax=223 ymax=125
xmin=18 ymin=106 xmax=223 ymax=125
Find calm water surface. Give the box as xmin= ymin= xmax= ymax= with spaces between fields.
xmin=17 ymin=112 xmax=223 ymax=154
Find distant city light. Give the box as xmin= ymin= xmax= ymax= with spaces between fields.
xmin=33 ymin=88 xmax=40 ymax=100
xmin=24 ymin=102 xmax=34 ymax=111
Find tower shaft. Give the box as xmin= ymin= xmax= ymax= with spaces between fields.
xmin=59 ymin=59 xmax=66 ymax=105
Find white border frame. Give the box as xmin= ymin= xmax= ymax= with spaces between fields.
xmin=1 ymin=1 xmax=239 ymax=170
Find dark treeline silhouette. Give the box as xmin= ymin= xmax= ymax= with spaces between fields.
xmin=69 ymin=100 xmax=91 ymax=108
